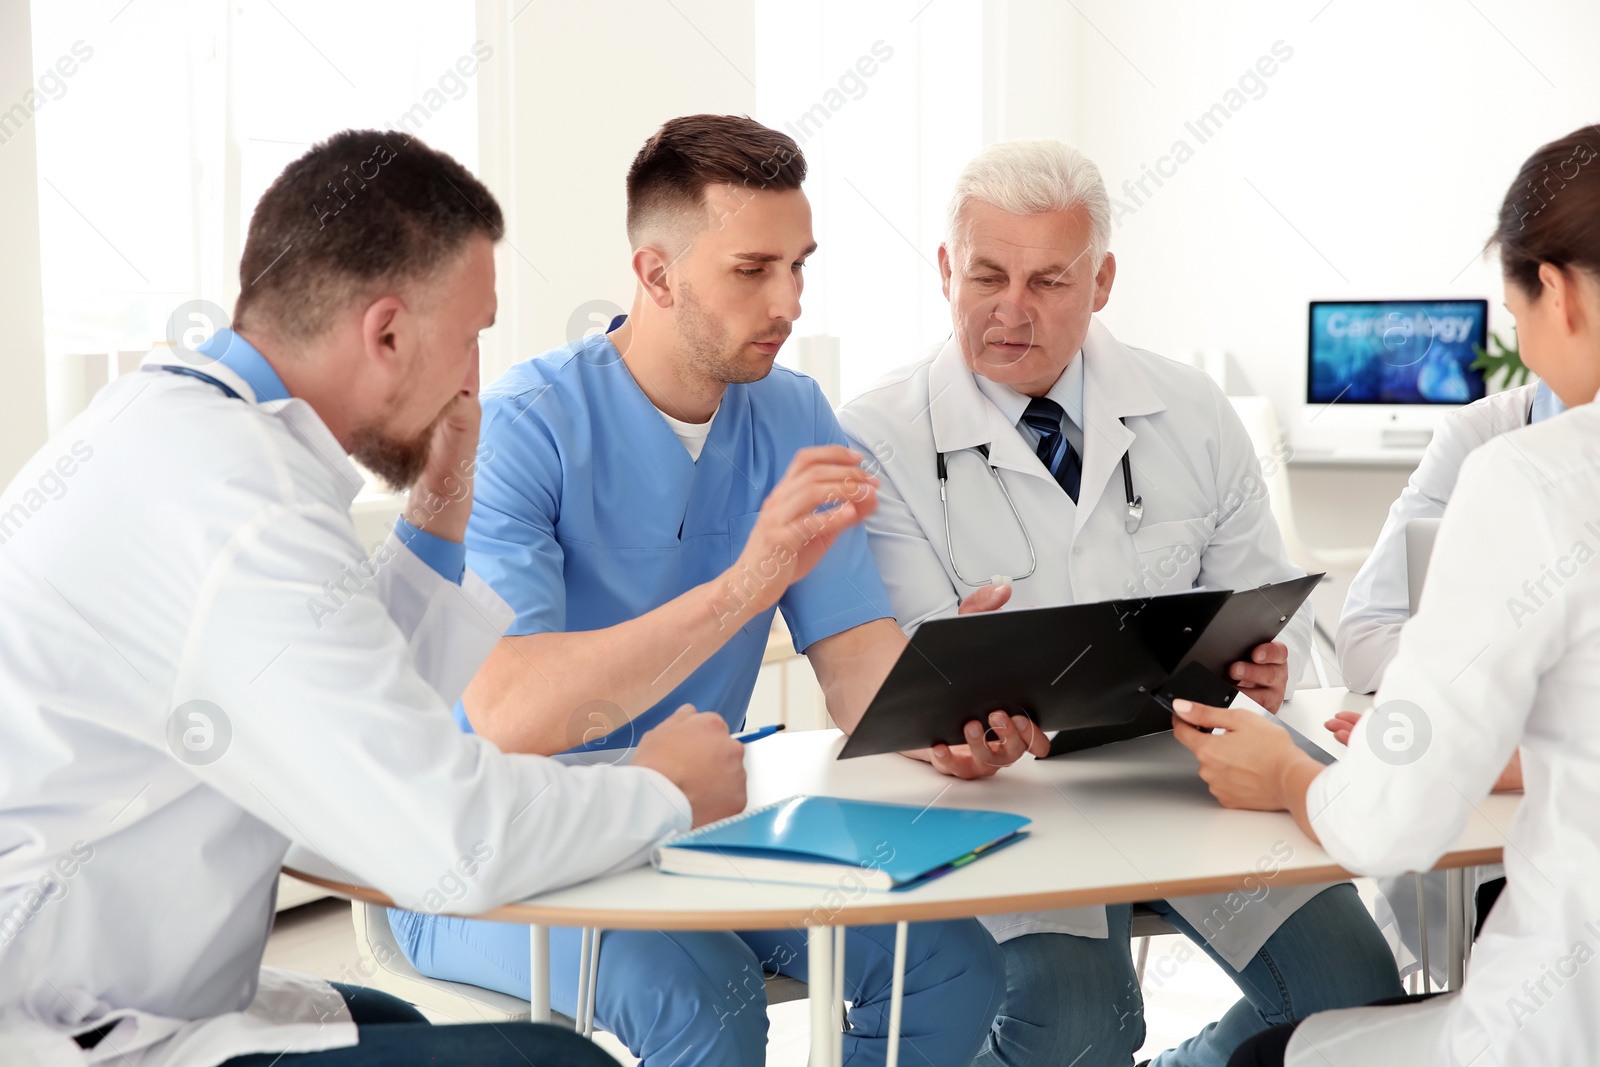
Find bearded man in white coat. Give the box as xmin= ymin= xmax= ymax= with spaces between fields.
xmin=836 ymin=139 xmax=1403 ymax=1067
xmin=0 ymin=130 xmax=748 ymax=1067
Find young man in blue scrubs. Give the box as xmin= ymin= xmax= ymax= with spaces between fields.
xmin=387 ymin=115 xmax=1038 ymax=1067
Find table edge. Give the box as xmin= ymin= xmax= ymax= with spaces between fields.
xmin=284 ymin=846 xmax=1504 ymax=930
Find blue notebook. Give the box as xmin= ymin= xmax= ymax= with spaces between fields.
xmin=652 ymin=794 xmax=1030 ymax=891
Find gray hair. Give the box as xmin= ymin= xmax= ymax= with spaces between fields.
xmin=945 ymin=139 xmax=1112 ymax=268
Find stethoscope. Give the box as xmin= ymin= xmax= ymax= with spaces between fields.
xmin=935 ymin=417 xmax=1143 ymax=587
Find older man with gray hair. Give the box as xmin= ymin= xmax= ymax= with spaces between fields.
xmin=837 ymin=138 xmax=1402 ymax=1067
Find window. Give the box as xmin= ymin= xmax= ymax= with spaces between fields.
xmin=30 ymin=0 xmax=480 ymax=433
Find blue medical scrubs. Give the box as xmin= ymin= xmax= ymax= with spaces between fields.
xmin=388 ymin=330 xmax=1005 ymax=1067
xmin=456 ymin=329 xmax=891 ymax=745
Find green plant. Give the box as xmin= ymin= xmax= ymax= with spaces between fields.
xmin=1470 ymin=328 xmax=1533 ymax=391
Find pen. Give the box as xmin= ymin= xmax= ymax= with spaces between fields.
xmin=734 ymin=724 xmax=786 ymax=744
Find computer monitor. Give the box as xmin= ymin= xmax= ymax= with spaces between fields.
xmin=1307 ymin=299 xmax=1489 ymax=406
xmin=1299 ymin=299 xmax=1490 ymax=451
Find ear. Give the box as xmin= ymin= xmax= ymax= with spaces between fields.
xmin=1539 ymin=261 xmax=1587 ymax=336
xmin=1092 ymin=252 xmax=1116 ymax=313
xmin=360 ymin=296 xmax=408 ymax=371
xmin=1570 ymin=266 xmax=1600 ymax=340
xmin=938 ymin=243 xmax=954 ymax=302
xmin=633 ymin=246 xmax=676 ymax=309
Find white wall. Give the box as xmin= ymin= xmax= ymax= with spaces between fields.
xmin=926 ymin=0 xmax=1600 ymax=598
xmin=1058 ymin=0 xmax=1600 ymax=441
xmin=0 ymin=0 xmax=49 ymax=484
xmin=979 ymin=0 xmax=1081 ymax=145
xmin=768 ymin=0 xmax=1599 ymax=431
xmin=478 ymin=0 xmax=1600 ymax=426
xmin=478 ymin=0 xmax=756 ymax=384
xmin=753 ymin=1 xmax=985 ymax=400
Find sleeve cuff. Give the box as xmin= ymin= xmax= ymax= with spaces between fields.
xmin=788 ymin=606 xmax=895 ymax=655
xmin=1305 ymin=763 xmax=1346 ymax=849
xmin=632 ymin=765 xmax=695 ymax=833
xmin=394 ymin=517 xmax=466 ymax=585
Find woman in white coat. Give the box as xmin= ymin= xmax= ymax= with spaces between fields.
xmin=837 ymin=138 xmax=1403 ymax=1067
xmin=1174 ymin=124 xmax=1600 ymax=1067
xmin=1334 ymin=380 xmax=1563 ymax=986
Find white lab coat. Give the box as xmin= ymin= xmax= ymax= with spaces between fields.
xmin=1303 ymin=396 xmax=1600 ymax=1066
xmin=837 ymin=320 xmax=1321 ymax=969
xmin=1336 ymin=384 xmax=1539 ymax=694
xmin=0 ymin=352 xmax=692 ymax=1067
xmin=1334 ymin=386 xmax=1538 ymax=986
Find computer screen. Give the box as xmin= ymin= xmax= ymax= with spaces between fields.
xmin=1306 ymin=299 xmax=1489 ymax=405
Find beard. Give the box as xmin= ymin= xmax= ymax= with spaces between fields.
xmin=349 ymin=399 xmax=450 ymax=491
xmin=677 ymin=280 xmax=788 ymax=385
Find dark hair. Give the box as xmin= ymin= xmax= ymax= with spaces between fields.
xmin=625 ymin=114 xmax=806 ymax=247
xmin=233 ymin=129 xmax=503 ymax=341
xmin=1489 ymin=125 xmax=1600 ymax=297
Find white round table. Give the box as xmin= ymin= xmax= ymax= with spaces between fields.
xmin=289 ymin=691 xmax=1514 ymax=1065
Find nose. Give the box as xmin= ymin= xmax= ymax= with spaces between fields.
xmin=771 ymin=268 xmax=802 ymax=323
xmin=1001 ymin=277 xmax=1040 ymax=316
xmin=986 ymin=282 xmax=1037 ymax=336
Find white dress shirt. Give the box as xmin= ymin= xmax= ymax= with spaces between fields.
xmin=0 ymin=350 xmax=691 ymax=1067
xmin=1306 ymin=396 xmax=1600 ymax=1066
xmin=974 ymin=344 xmax=1087 ymax=458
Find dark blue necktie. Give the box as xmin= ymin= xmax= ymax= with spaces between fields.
xmin=1022 ymin=397 xmax=1081 ymax=502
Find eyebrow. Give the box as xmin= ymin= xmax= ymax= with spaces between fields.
xmin=968 ymin=256 xmax=1075 ymax=280
xmin=734 ymin=242 xmax=818 ymax=263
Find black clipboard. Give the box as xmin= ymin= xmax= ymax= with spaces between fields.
xmin=837 ymin=574 xmax=1322 ymax=760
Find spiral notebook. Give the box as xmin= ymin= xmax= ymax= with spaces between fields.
xmin=652 ymin=795 xmax=1030 ymax=891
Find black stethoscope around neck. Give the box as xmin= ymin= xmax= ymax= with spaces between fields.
xmin=934 ymin=418 xmax=1144 ymax=587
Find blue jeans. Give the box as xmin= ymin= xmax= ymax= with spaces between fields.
xmin=388 ymin=908 xmax=1005 ymax=1067
xmin=222 ymin=982 xmax=612 ymax=1065
xmin=973 ymin=884 xmax=1403 ymax=1067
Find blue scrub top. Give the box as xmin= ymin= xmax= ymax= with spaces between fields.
xmin=458 ymin=330 xmax=894 ymax=752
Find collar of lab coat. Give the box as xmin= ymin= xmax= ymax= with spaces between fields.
xmin=929 ymin=318 xmax=1167 ymax=530
xmin=139 ymin=343 xmax=367 ymax=505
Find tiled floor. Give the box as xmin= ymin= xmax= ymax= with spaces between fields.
xmin=263 ymin=897 xmax=1259 ymax=1064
